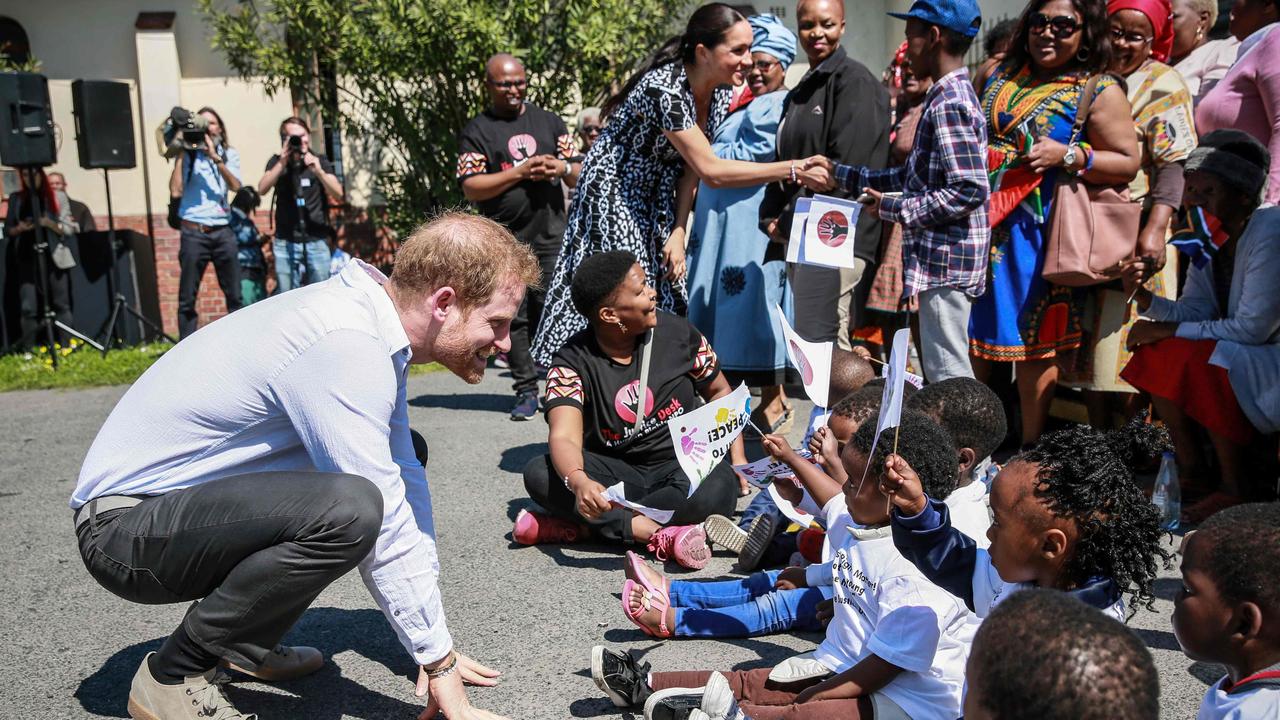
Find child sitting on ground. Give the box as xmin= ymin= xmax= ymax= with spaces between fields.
xmin=595 ymin=411 xmax=973 ymax=720
xmin=619 ymin=390 xmax=877 ymax=640
xmin=1173 ymin=502 xmax=1280 ymax=719
xmin=882 ymin=419 xmax=1171 ymax=619
xmin=965 ymin=588 xmax=1159 ymax=720
xmin=905 ymin=377 xmax=1007 ymax=546
xmin=704 ymin=348 xmax=875 ymax=569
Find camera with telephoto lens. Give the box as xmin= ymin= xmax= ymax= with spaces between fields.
xmin=155 ymin=106 xmax=209 ymax=159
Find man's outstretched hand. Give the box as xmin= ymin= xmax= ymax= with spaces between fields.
xmin=415 ymin=653 xmax=507 ymax=720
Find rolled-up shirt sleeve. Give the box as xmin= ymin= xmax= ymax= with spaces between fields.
xmin=269 ymin=329 xmax=453 ymax=665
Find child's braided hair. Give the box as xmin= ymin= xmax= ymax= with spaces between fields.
xmin=1015 ymin=416 xmax=1173 ymax=613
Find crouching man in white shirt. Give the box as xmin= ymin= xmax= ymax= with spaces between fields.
xmin=71 ymin=212 xmax=539 ymax=720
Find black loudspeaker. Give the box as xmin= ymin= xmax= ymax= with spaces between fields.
xmin=0 ymin=72 xmax=56 ymax=167
xmin=72 ymin=80 xmax=136 ymax=169
xmin=65 ymin=230 xmax=162 ymax=345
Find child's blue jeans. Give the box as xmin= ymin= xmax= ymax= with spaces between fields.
xmin=668 ymin=569 xmax=827 ymax=637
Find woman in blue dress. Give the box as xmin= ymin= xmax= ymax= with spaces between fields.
xmin=533 ymin=3 xmax=825 ymax=365
xmin=686 ymin=14 xmax=798 ymax=431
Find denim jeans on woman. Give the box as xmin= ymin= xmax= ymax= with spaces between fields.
xmin=273 ymin=237 xmax=331 ymax=292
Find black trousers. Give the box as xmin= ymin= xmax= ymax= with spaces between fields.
xmin=178 ymin=225 xmax=242 ymax=339
xmin=508 ymin=242 xmax=560 ymax=395
xmin=522 ymin=451 xmax=738 ymax=542
xmin=13 ymin=236 xmax=72 ymax=349
xmin=75 ymin=471 xmax=383 ymax=669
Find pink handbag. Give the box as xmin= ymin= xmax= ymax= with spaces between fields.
xmin=1042 ymin=76 xmax=1140 ymax=287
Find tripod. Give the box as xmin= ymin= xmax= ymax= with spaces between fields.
xmin=14 ymin=166 xmax=103 ymax=368
xmin=95 ymin=167 xmax=175 ymax=355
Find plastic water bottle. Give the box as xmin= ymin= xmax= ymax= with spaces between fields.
xmin=1152 ymin=452 xmax=1181 ymax=531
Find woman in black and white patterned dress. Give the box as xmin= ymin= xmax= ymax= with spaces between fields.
xmin=532 ymin=3 xmax=827 ymax=364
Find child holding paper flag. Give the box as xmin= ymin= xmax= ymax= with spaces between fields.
xmin=806 ymin=0 xmax=990 ymax=383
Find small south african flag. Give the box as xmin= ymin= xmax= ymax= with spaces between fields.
xmin=1169 ymin=206 xmax=1228 ymax=268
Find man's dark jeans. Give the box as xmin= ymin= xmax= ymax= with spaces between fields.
xmin=178 ymin=224 xmax=242 ymax=339
xmin=75 ymin=471 xmax=382 ymax=669
xmin=508 ymin=242 xmax=560 ymax=396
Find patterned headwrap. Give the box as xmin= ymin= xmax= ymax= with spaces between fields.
xmin=1107 ymin=0 xmax=1175 ymax=63
xmin=749 ymin=14 xmax=797 ymax=70
xmin=885 ymin=40 xmax=910 ymax=90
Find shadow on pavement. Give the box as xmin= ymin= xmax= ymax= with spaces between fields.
xmin=408 ymin=392 xmax=511 ymax=413
xmin=74 ymin=607 xmax=420 ymax=719
xmin=500 ymin=443 xmax=546 ymax=475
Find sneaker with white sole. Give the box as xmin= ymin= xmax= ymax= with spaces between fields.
xmin=701 ymin=672 xmax=748 ymax=720
xmin=591 ymin=645 xmax=652 ymax=708
xmin=702 ymin=515 xmax=748 ymax=553
xmin=647 ymin=524 xmax=711 ymax=569
xmin=735 ymin=514 xmax=778 ymax=573
xmin=644 ymin=686 xmax=705 ymax=720
xmin=128 ymin=652 xmax=256 ymax=720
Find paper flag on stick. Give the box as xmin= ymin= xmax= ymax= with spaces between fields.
xmin=775 ymin=305 xmax=833 ymax=408
xmin=668 ymin=383 xmax=753 ymax=492
xmin=786 ymin=197 xmax=812 ymax=263
xmin=880 ymin=359 xmax=924 ymax=389
xmin=858 ymin=328 xmax=911 ymax=492
xmin=603 ymin=484 xmax=675 ymax=524
xmin=732 ymin=447 xmax=814 ymax=489
xmin=800 ymin=195 xmax=862 ymax=269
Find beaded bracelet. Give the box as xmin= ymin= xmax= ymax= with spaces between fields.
xmin=789 ymin=161 xmax=797 ymax=184
xmin=425 ymin=653 xmax=458 ymax=680
xmin=561 ymin=468 xmax=585 ymax=490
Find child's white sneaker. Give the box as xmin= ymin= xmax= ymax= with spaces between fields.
xmin=701 ymin=672 xmax=749 ymax=720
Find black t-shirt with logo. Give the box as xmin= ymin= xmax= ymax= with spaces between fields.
xmin=456 ymin=104 xmax=580 ymax=252
xmin=543 ymin=312 xmax=721 ymax=468
xmin=266 ymin=153 xmax=335 ymax=241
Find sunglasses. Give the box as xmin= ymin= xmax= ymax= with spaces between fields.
xmin=490 ymin=79 xmax=528 ymax=90
xmin=1029 ymin=12 xmax=1081 ymax=38
xmin=581 ymin=125 xmax=602 ymax=134
xmin=1110 ymin=27 xmax=1153 ymax=45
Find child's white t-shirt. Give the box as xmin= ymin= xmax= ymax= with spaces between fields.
xmin=943 ymin=480 xmax=991 ymax=549
xmin=1197 ymin=674 xmax=1280 ymax=719
xmin=807 ymin=498 xmax=972 ymax=720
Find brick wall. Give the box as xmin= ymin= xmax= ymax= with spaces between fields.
xmin=107 ymin=210 xmax=272 ymax=337
xmin=96 ymin=207 xmax=394 ymax=338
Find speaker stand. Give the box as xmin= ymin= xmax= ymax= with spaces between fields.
xmin=16 ymin=167 xmax=105 ymax=368
xmin=95 ymin=167 xmax=175 ymax=354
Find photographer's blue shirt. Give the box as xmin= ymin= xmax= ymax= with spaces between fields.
xmin=180 ymin=146 xmax=241 ymax=226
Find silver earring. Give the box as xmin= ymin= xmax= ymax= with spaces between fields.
xmin=616 ymin=320 xmax=628 ymax=334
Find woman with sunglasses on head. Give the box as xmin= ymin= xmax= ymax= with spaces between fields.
xmin=686 ymin=15 xmax=799 ymax=445
xmin=969 ymin=0 xmax=1140 ymax=448
xmin=532 ymin=3 xmax=827 ymax=367
xmin=1064 ymin=0 xmax=1198 ymax=425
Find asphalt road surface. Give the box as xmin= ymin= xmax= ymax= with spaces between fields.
xmin=0 ymin=368 xmax=1217 ymax=719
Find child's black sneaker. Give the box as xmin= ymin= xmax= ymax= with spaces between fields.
xmin=591 ymin=645 xmax=652 ymax=708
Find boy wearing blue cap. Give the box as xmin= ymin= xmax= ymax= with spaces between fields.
xmin=808 ymin=0 xmax=989 ymax=385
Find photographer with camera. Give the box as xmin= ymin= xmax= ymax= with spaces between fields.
xmin=257 ymin=117 xmax=343 ymax=292
xmin=168 ymin=106 xmax=243 ymax=340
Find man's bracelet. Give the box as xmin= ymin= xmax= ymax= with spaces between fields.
xmin=425 ymin=653 xmax=458 ymax=679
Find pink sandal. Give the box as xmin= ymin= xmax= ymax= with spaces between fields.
xmin=621 ymin=579 xmax=672 ymax=638
xmin=625 ymin=551 xmax=670 ymax=597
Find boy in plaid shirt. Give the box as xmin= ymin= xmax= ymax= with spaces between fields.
xmin=810 ymin=0 xmax=989 ymax=382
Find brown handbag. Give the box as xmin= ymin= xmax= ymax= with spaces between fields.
xmin=1042 ymin=75 xmax=1140 ymax=287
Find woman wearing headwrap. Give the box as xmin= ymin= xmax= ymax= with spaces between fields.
xmin=1064 ymin=0 xmax=1198 ymax=417
xmin=1122 ymin=130 xmax=1280 ymax=522
xmin=687 ymin=14 xmax=798 ymax=434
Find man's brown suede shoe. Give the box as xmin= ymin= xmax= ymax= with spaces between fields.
xmin=128 ymin=652 xmax=255 ymax=720
xmin=221 ymin=645 xmax=324 ymax=682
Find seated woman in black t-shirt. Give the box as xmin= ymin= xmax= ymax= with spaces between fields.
xmin=517 ymin=251 xmax=743 ymax=568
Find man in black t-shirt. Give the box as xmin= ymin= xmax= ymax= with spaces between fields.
xmin=458 ymin=53 xmax=582 ymax=421
xmin=258 ymin=116 xmax=344 ymax=293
